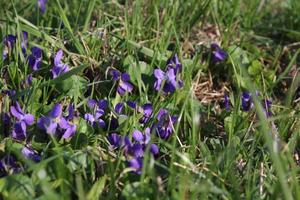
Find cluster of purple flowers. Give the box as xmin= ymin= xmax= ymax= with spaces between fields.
xmin=1 ymin=47 xmax=184 ymax=176
xmin=107 ymin=104 xmax=177 ymax=173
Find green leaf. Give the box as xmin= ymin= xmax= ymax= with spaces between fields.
xmin=87 ymin=176 xmax=106 ymax=200
xmin=248 ymin=60 xmax=262 ymax=75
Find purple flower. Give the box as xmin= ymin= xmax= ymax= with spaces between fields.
xmin=25 ymin=74 xmax=33 ymax=86
xmin=224 ymin=94 xmax=230 ymax=111
xmin=38 ymin=0 xmax=47 ymax=14
xmin=127 ymin=157 xmax=143 ymax=174
xmin=2 ymin=89 xmax=16 ymax=97
xmin=21 ymin=31 xmax=28 ymax=56
xmin=3 ymin=35 xmax=16 ymax=60
xmin=37 ymin=104 xmax=63 ymax=134
xmin=115 ymin=103 xmax=124 ymax=114
xmin=51 ymin=49 xmax=69 ymax=78
xmin=0 ymin=155 xmax=20 ymax=176
xmin=59 ymin=117 xmax=77 ymax=139
xmin=21 ymin=146 xmax=41 ymax=162
xmin=154 ymin=109 xmax=177 ymax=139
xmin=126 ymin=100 xmax=137 ymax=109
xmin=139 ymin=103 xmax=153 ymax=124
xmin=108 ymin=133 xmax=122 ymax=148
xmin=110 ymin=70 xmax=134 ymax=96
xmin=28 ymin=47 xmax=42 ymax=71
xmin=241 ymin=92 xmax=253 ymax=111
xmin=154 ymin=68 xmax=183 ymax=94
xmin=84 ymin=99 xmax=107 ymax=128
xmin=211 ymin=43 xmax=227 ymax=63
xmin=166 ymin=54 xmax=182 ymax=74
xmin=38 ymin=104 xmax=76 ymax=138
xmin=10 ymin=102 xmax=34 ymax=125
xmin=12 ymin=122 xmax=27 ymax=140
xmin=2 ymin=113 xmax=11 ymax=125
xmin=132 ymin=130 xmax=150 ymax=144
xmin=150 ymin=144 xmax=159 ymax=156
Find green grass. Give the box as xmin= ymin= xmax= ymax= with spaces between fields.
xmin=1 ymin=0 xmax=300 ymax=199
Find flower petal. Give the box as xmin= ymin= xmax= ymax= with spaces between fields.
xmin=49 ymin=104 xmax=62 ymax=118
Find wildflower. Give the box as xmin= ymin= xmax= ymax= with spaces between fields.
xmin=115 ymin=103 xmax=124 ymax=114
xmin=25 ymin=74 xmax=33 ymax=86
xmin=154 ymin=109 xmax=177 ymax=139
xmin=51 ymin=49 xmax=69 ymax=78
xmin=154 ymin=68 xmax=183 ymax=94
xmin=59 ymin=104 xmax=77 ymax=139
xmin=241 ymin=92 xmax=253 ymax=111
xmin=3 ymin=35 xmax=16 ymax=60
xmin=28 ymin=47 xmax=43 ymax=71
xmin=10 ymin=102 xmax=34 ymax=125
xmin=2 ymin=89 xmax=16 ymax=97
xmin=21 ymin=146 xmax=41 ymax=162
xmin=150 ymin=144 xmax=159 ymax=155
xmin=127 ymin=157 xmax=143 ymax=174
xmin=110 ymin=70 xmax=134 ymax=96
xmin=84 ymin=99 xmax=107 ymax=127
xmin=139 ymin=103 xmax=153 ymax=124
xmin=12 ymin=122 xmax=27 ymax=140
xmin=126 ymin=101 xmax=136 ymax=109
xmin=21 ymin=31 xmax=28 ymax=56
xmin=166 ymin=54 xmax=182 ymax=74
xmin=37 ymin=103 xmax=63 ymax=134
xmin=224 ymin=94 xmax=230 ymax=111
xmin=0 ymin=155 xmax=20 ymax=176
xmin=38 ymin=0 xmax=47 ymax=14
xmin=211 ymin=43 xmax=227 ymax=63
xmin=107 ymin=133 xmax=122 ymax=148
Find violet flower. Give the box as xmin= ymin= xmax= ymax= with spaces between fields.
xmin=127 ymin=157 xmax=143 ymax=174
xmin=84 ymin=99 xmax=107 ymax=128
xmin=154 ymin=68 xmax=183 ymax=94
xmin=110 ymin=70 xmax=134 ymax=96
xmin=38 ymin=0 xmax=47 ymax=14
xmin=224 ymin=94 xmax=230 ymax=111
xmin=28 ymin=46 xmax=43 ymax=71
xmin=21 ymin=146 xmax=41 ymax=162
xmin=59 ymin=105 xmax=77 ymax=139
xmin=139 ymin=103 xmax=153 ymax=124
xmin=37 ymin=103 xmax=63 ymax=135
xmin=126 ymin=100 xmax=137 ymax=109
xmin=3 ymin=35 xmax=16 ymax=60
xmin=12 ymin=122 xmax=27 ymax=141
xmin=153 ymin=109 xmax=177 ymax=139
xmin=10 ymin=102 xmax=34 ymax=140
xmin=115 ymin=103 xmax=124 ymax=114
xmin=241 ymin=92 xmax=253 ymax=111
xmin=211 ymin=43 xmax=227 ymax=63
xmin=166 ymin=54 xmax=182 ymax=75
xmin=21 ymin=31 xmax=28 ymax=56
xmin=51 ymin=49 xmax=69 ymax=78
xmin=10 ymin=102 xmax=34 ymax=125
xmin=108 ymin=133 xmax=122 ymax=148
